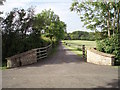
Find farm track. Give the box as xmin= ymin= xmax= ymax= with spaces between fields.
xmin=2 ymin=43 xmax=119 ymax=88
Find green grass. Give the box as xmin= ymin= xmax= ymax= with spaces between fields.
xmin=112 ymin=66 xmax=120 ymax=68
xmin=48 ymin=44 xmax=58 ymax=57
xmin=0 ymin=66 xmax=7 ymax=70
xmin=62 ymin=40 xmax=96 ymax=57
xmin=63 ymin=40 xmax=96 ymax=48
xmin=0 ymin=62 xmax=7 ymax=70
xmin=63 ymin=44 xmax=83 ymax=57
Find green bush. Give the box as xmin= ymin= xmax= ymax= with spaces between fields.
xmin=96 ymin=35 xmax=120 ymax=65
xmin=2 ymin=32 xmax=52 ymax=65
xmin=97 ymin=35 xmax=117 ymax=53
xmin=96 ymin=40 xmax=105 ymax=52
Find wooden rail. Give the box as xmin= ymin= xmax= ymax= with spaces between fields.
xmin=35 ymin=43 xmax=52 ymax=61
xmin=6 ymin=43 xmax=52 ymax=68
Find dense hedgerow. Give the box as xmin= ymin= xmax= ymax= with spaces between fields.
xmin=96 ymin=35 xmax=120 ymax=65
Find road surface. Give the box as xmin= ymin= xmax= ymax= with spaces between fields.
xmin=2 ymin=43 xmax=119 ymax=88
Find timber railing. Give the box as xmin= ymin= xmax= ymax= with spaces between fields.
xmin=35 ymin=43 xmax=52 ymax=61
xmin=6 ymin=43 xmax=52 ymax=68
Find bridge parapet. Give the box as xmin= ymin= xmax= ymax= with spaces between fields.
xmin=87 ymin=48 xmax=115 ymax=65
xmin=6 ymin=44 xmax=52 ymax=68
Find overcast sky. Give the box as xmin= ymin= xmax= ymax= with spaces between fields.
xmin=0 ymin=0 xmax=91 ymax=33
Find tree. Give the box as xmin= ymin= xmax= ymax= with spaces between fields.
xmin=1 ymin=8 xmax=37 ymax=63
xmin=70 ymin=0 xmax=120 ymax=37
xmin=2 ymin=8 xmax=66 ymax=64
xmin=36 ymin=9 xmax=66 ymax=41
xmin=0 ymin=0 xmax=5 ymax=21
xmin=65 ymin=31 xmax=95 ymax=40
xmin=0 ymin=0 xmax=5 ymax=5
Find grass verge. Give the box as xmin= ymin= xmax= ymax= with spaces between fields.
xmin=62 ymin=42 xmax=83 ymax=57
xmin=112 ymin=66 xmax=120 ymax=68
xmin=48 ymin=44 xmax=58 ymax=57
xmin=0 ymin=66 xmax=7 ymax=70
xmin=0 ymin=64 xmax=7 ymax=70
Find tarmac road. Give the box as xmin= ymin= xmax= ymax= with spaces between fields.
xmin=2 ymin=43 xmax=119 ymax=88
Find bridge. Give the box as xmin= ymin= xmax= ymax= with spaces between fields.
xmin=2 ymin=43 xmax=118 ymax=88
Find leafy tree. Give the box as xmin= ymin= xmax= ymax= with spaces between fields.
xmin=36 ymin=9 xmax=66 ymax=41
xmin=0 ymin=0 xmax=5 ymax=21
xmin=70 ymin=0 xmax=120 ymax=37
xmin=1 ymin=8 xmax=66 ymax=64
xmin=1 ymin=8 xmax=40 ymax=63
xmin=33 ymin=13 xmax=45 ymax=36
xmin=0 ymin=0 xmax=5 ymax=5
xmin=70 ymin=0 xmax=120 ymax=64
xmin=65 ymin=31 xmax=95 ymax=40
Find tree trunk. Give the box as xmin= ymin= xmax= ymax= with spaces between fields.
xmin=107 ymin=4 xmax=111 ymax=37
xmin=117 ymin=8 xmax=119 ymax=33
xmin=107 ymin=19 xmax=111 ymax=37
xmin=113 ymin=4 xmax=116 ymax=36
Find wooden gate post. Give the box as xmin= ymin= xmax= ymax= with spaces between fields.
xmin=82 ymin=45 xmax=85 ymax=60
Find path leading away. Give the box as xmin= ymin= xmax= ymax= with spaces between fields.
xmin=2 ymin=43 xmax=118 ymax=88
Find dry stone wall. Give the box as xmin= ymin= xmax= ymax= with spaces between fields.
xmin=6 ymin=44 xmax=52 ymax=68
xmin=6 ymin=49 xmax=37 ymax=68
xmin=87 ymin=48 xmax=115 ymax=66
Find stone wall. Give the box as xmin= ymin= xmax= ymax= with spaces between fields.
xmin=87 ymin=48 xmax=115 ymax=65
xmin=6 ymin=44 xmax=52 ymax=68
xmin=6 ymin=49 xmax=37 ymax=68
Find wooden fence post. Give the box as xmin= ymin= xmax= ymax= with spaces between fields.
xmin=82 ymin=45 xmax=85 ymax=60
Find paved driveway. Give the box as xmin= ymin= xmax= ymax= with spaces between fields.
xmin=2 ymin=44 xmax=119 ymax=88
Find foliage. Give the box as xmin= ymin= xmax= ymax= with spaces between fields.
xmin=0 ymin=0 xmax=6 ymax=22
xmin=0 ymin=0 xmax=5 ymax=5
xmin=70 ymin=0 xmax=120 ymax=65
xmin=1 ymin=8 xmax=66 ymax=64
xmin=64 ymin=31 xmax=96 ymax=40
xmin=70 ymin=0 xmax=120 ymax=37
xmin=35 ymin=9 xmax=66 ymax=41
xmin=96 ymin=35 xmax=120 ymax=65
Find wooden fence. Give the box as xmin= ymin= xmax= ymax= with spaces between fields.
xmin=35 ymin=43 xmax=52 ymax=60
xmin=6 ymin=43 xmax=52 ymax=68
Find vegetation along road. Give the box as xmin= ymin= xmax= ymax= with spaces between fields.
xmin=2 ymin=43 xmax=118 ymax=88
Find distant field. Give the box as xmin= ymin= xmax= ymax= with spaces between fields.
xmin=62 ymin=40 xmax=96 ymax=57
xmin=63 ymin=40 xmax=96 ymax=48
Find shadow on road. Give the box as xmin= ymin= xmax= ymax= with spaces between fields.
xmin=3 ymin=44 xmax=119 ymax=88
xmin=96 ymin=79 xmax=119 ymax=88
xmin=16 ymin=44 xmax=85 ymax=69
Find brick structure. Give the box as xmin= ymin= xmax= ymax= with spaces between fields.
xmin=87 ymin=48 xmax=115 ymax=66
